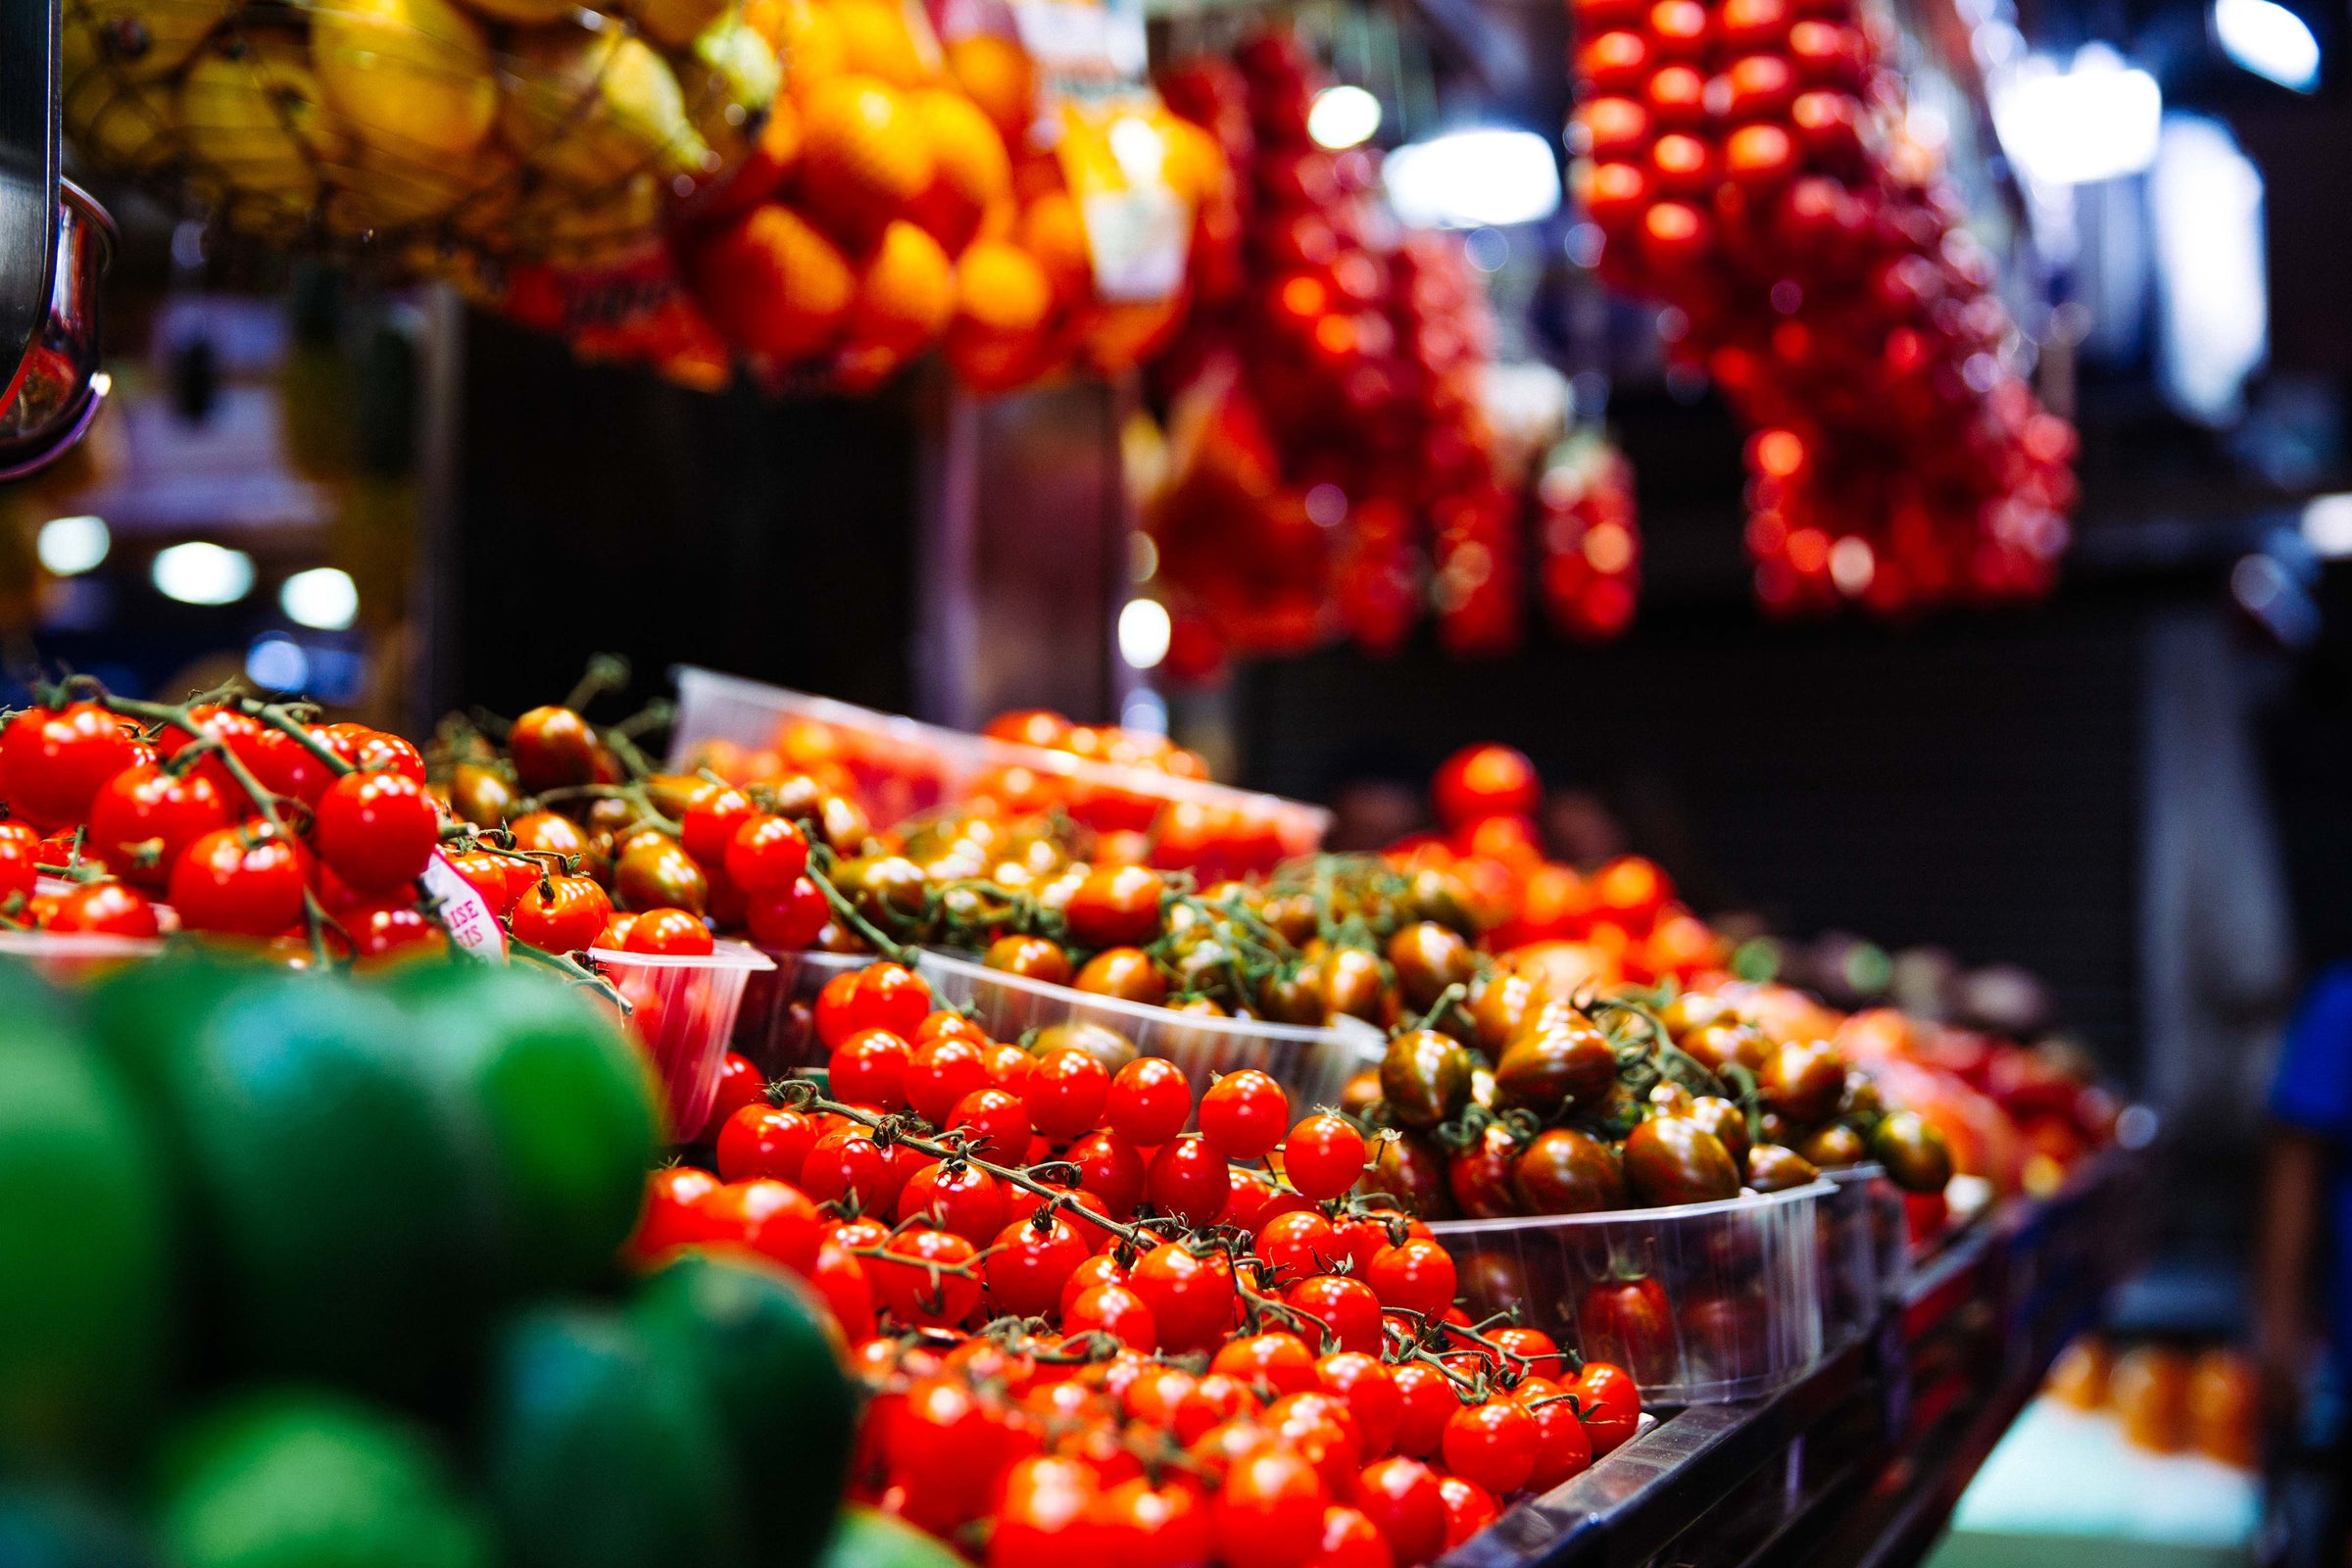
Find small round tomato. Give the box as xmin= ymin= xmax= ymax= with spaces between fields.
xmin=443 ymin=848 xmax=523 ymax=917
xmin=508 ymin=706 xmax=598 ymax=792
xmin=1062 ymin=863 xmax=1166 ymax=949
xmin=325 ymin=724 xmax=425 ymax=783
xmin=170 ymin=824 xmax=311 ymax=937
xmin=627 ymin=1166 xmax=721 ymax=1264
xmin=679 ymin=786 xmax=757 ymax=865
xmin=1066 ymin=1129 xmax=1147 ymax=1218
xmin=623 ymin=906 xmax=715 ymax=956
xmin=1025 ymin=1046 xmax=1111 ymax=1139
xmin=597 ymin=913 xmax=640 ymax=951
xmin=1577 ymin=1277 xmax=1675 ymax=1387
xmin=896 ymin=1160 xmax=1005 ymax=1246
xmin=1209 ymin=1332 xmax=1320 ymax=1396
xmin=1146 ymin=1135 xmax=1231 ymax=1226
xmin=1172 ymin=1373 xmax=1262 ymax=1446
xmin=1431 ymin=743 xmax=1541 ymax=829
xmin=1569 ymin=1361 xmax=1642 ymax=1454
xmin=695 ymin=1177 xmax=822 ymax=1275
xmin=246 ymin=723 xmax=343 ymax=806
xmin=612 ymin=837 xmax=709 ymax=916
xmin=873 ymin=1226 xmax=983 ymax=1326
xmin=1365 ymin=1240 xmax=1458 ymax=1321
xmin=1200 ymin=1069 xmax=1289 ymax=1160
xmin=1388 ymin=1363 xmax=1456 ymax=1459
xmin=155 ymin=703 xmax=268 ymax=802
xmin=746 ymin=874 xmax=829 ymax=949
xmin=2 ymin=702 xmax=139 ymax=825
xmin=810 ymin=1236 xmax=876 ymax=1340
xmin=508 ymin=872 xmax=612 ymax=953
xmin=949 ymin=1086 xmax=1030 ymax=1160
xmin=43 ymin=879 xmax=161 ymax=937
xmin=1259 ymin=1210 xmax=1343 ymax=1285
xmin=0 ymin=837 xmax=36 ymax=908
xmin=314 ymin=769 xmax=438 ymax=894
xmin=1059 ymin=1251 xmax=1130 ymax=1317
xmin=344 ymin=901 xmax=450 ymax=965
xmin=814 ymin=961 xmax=932 ymax=1049
xmin=1355 ymin=1456 xmax=1446 ymax=1565
xmin=726 ymin=813 xmax=809 ymax=896
xmin=1284 ymin=1114 xmax=1370 ymax=1203
xmin=1129 ymin=1242 xmax=1238 ymax=1352
xmin=984 ymin=933 xmax=1073 ymax=984
xmin=1310 ymin=1504 xmax=1391 ymax=1568
xmin=1075 ymin=947 xmax=1167 ymax=1004
xmin=829 ymin=1028 xmax=912 ymax=1111
xmin=86 ymin=762 xmax=231 ymax=889
xmin=1318 ymin=1353 xmax=1402 ymax=1460
xmin=1212 ymin=1446 xmax=1328 ymax=1568
xmin=1090 ymin=1477 xmax=1212 ymax=1565
xmin=994 ymin=1456 xmax=1102 ymax=1568
xmin=1107 ymin=1056 xmax=1192 ymax=1147
xmin=986 ymin=1213 xmax=1092 ymax=1318
xmin=1512 ymin=1377 xmax=1594 ymax=1492
xmin=1286 ymin=1275 xmax=1385 ymax=1356
xmin=709 ymin=1051 xmax=768 ymax=1126
xmin=1066 ymin=1281 xmax=1159 ymax=1348
xmin=716 ymin=1103 xmax=816 ymax=1183
xmin=906 ymin=1036 xmax=992 ymax=1127
xmin=799 ymin=1127 xmax=912 ymax=1214
xmin=1435 ymin=1475 xmax=1499 ymax=1547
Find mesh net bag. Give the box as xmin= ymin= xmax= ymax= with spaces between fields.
xmin=62 ymin=0 xmax=778 ymax=271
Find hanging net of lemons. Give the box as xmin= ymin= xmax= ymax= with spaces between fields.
xmin=62 ymin=0 xmax=778 ymax=270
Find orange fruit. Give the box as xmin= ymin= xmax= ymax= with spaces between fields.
xmin=954 ymin=239 xmax=1053 ymax=335
xmin=686 ymin=201 xmax=856 ymax=362
xmin=851 ymin=219 xmax=956 ymax=352
xmin=799 ymin=74 xmax=935 ymax=242
xmin=945 ymin=32 xmax=1034 ymax=144
xmin=906 ymin=88 xmax=1010 ymax=251
xmin=830 ymin=0 xmax=934 ymax=87
xmin=1018 ymin=190 xmax=1092 ymax=302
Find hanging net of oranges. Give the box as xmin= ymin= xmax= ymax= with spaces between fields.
xmin=62 ymin=0 xmax=773 ymax=271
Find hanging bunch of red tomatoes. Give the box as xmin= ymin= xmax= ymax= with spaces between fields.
xmin=1149 ymin=30 xmax=1522 ymax=669
xmin=1567 ymin=0 xmax=2077 ymax=615
xmin=0 ymin=685 xmax=449 ymax=960
xmin=1533 ymin=432 xmax=1642 ymax=642
xmin=632 ymin=955 xmax=1644 ymax=1568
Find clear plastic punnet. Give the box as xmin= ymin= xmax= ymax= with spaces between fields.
xmin=590 ymin=941 xmax=775 ymax=1143
xmin=1822 ymin=1162 xmax=1906 ymax=1345
xmin=1431 ymin=1179 xmax=1833 ymax=1405
xmin=731 ymin=948 xmax=872 ymax=1077
xmin=0 ymin=928 xmax=166 ymax=983
xmin=912 ymin=948 xmax=1385 ymax=1115
xmin=667 ymin=667 xmax=1331 ymax=875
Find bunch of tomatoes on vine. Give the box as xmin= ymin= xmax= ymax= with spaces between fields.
xmin=631 ymin=956 xmax=1644 ymax=1568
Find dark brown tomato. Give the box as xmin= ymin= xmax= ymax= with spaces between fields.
xmin=1656 ymin=991 xmax=1732 ymax=1039
xmin=1031 ymin=1020 xmax=1139 ymax=1075
xmin=1379 ymin=1030 xmax=1475 ymax=1129
xmin=1683 ymin=1022 xmax=1768 ymax=1075
xmin=448 ymin=761 xmax=516 ymax=827
xmin=1688 ymin=1096 xmax=1750 ymax=1170
xmin=510 ymin=705 xmax=599 ymax=792
xmin=644 ymin=773 xmax=712 ymax=821
xmin=985 ymin=934 xmax=1074 ymax=985
xmin=1838 ymin=1070 xmax=1883 ymax=1122
xmin=1758 ymin=1040 xmax=1846 ymax=1124
xmin=1387 ymin=922 xmax=1477 ymax=1011
xmin=1468 ymin=1065 xmax=1495 ymax=1112
xmin=1510 ymin=1128 xmax=1626 ymax=1215
xmin=1339 ymin=1068 xmax=1384 ymax=1118
xmin=1756 ymin=1109 xmax=1790 ymax=1146
xmin=764 ymin=774 xmax=826 ymax=822
xmin=1646 ymin=1082 xmax=1694 ymax=1118
xmin=1796 ymin=1122 xmax=1868 ymax=1168
xmin=613 ymin=836 xmax=710 ymax=915
xmin=1680 ymin=1289 xmax=1766 ymax=1384
xmin=1403 ymin=866 xmax=1477 ymax=932
xmin=508 ymin=808 xmax=589 ymax=862
xmin=1469 ymin=970 xmax=1543 ymax=1056
xmin=1075 ymin=947 xmax=1168 ymax=1005
xmin=812 ymin=919 xmax=868 ymax=954
xmin=1742 ymin=1144 xmax=1820 ymax=1193
xmin=1256 ymin=966 xmax=1326 ymax=1027
xmin=1577 ymin=1276 xmax=1676 ymax=1385
xmin=1320 ymin=946 xmax=1390 ymax=1025
xmin=1622 ymin=1115 xmax=1741 ymax=1206
xmin=835 ymin=854 xmax=929 ymax=926
xmin=816 ymin=793 xmax=871 ymax=856
xmin=1869 ymin=1110 xmax=1952 ymax=1194
xmin=1493 ymin=1007 xmax=1617 ymax=1117
xmin=1446 ymin=1122 xmax=1522 ymax=1219
xmin=1259 ymin=892 xmax=1321 ymax=946
xmin=588 ymin=796 xmax=638 ymax=835
xmin=1362 ymin=1131 xmax=1454 ymax=1219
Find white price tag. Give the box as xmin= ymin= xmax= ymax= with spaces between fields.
xmin=423 ymin=850 xmax=508 ymax=960
xmin=1082 ymin=187 xmax=1192 ymax=302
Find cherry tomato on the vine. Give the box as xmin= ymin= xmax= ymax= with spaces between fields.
xmin=1200 ymin=1069 xmax=1289 ymax=1160
xmin=716 ymin=1103 xmax=816 ymax=1184
xmin=1365 ymin=1239 xmax=1458 ymax=1321
xmin=874 ymin=1226 xmax=984 ymax=1326
xmin=1287 ymin=1274 xmax=1385 ymax=1356
xmin=746 ymin=875 xmax=829 ymax=950
xmin=679 ymin=786 xmax=757 ymax=865
xmin=815 ymin=962 xmax=932 ymax=1048
xmin=1285 ymin=1114 xmax=1370 ymax=1203
xmin=623 ymin=906 xmax=714 ymax=956
xmin=726 ymin=813 xmax=809 ymax=896
xmin=1062 ymin=863 xmax=1167 ymax=949
xmin=1024 ymin=1046 xmax=1111 ymax=1139
xmin=3 ymin=703 xmax=138 ymax=826
xmin=987 ymin=1214 xmax=1092 ymax=1318
xmin=44 ymin=879 xmax=161 ymax=937
xmin=314 ymin=769 xmax=437 ymax=893
xmin=86 ymin=762 xmax=230 ymax=889
xmin=1569 ymin=1361 xmax=1642 ymax=1454
xmin=1107 ymin=1056 xmax=1192 ymax=1146
xmin=1355 ymin=1457 xmax=1446 ymax=1566
xmin=170 ymin=824 xmax=311 ymax=937
xmin=694 ymin=1177 xmax=821 ymax=1276
xmin=627 ymin=1166 xmax=720 ymax=1264
xmin=829 ymin=1028 xmax=912 ymax=1111
xmin=1212 ymin=1446 xmax=1328 ymax=1568
xmin=708 ymin=1051 xmax=768 ymax=1126
xmin=327 ymin=723 xmax=426 ymax=782
xmin=1146 ymin=1135 xmax=1231 ymax=1226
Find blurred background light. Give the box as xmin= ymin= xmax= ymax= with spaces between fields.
xmin=245 ymin=634 xmax=309 ymax=692
xmin=37 ymin=515 xmax=111 ymax=576
xmin=1990 ymin=46 xmax=2164 ymax=185
xmin=2214 ymin=0 xmax=2320 ymax=90
xmin=281 ymin=566 xmax=360 ymax=631
xmin=1385 ymin=128 xmax=1562 ymax=227
xmin=1308 ymin=85 xmax=1383 ymax=150
xmin=152 ymin=542 xmax=255 ymax=606
xmin=2152 ymin=117 xmax=2267 ymax=423
xmin=1118 ymin=598 xmax=1172 ymax=668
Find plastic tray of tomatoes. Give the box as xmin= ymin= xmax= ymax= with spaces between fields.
xmin=590 ymin=939 xmax=774 ymax=1143
xmin=910 ymin=947 xmax=1385 ymax=1118
xmin=666 ymin=666 xmax=1331 ymax=875
xmin=729 ymin=946 xmax=870 ymax=1077
xmin=1432 ymin=1180 xmax=1834 ymax=1406
xmin=1821 ymin=1162 xmax=1906 ymax=1349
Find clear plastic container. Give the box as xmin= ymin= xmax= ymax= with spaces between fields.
xmin=667 ymin=666 xmax=1332 ymax=875
xmin=0 ymin=928 xmax=166 ymax=983
xmin=590 ymin=941 xmax=775 ymax=1143
xmin=1821 ymin=1162 xmax=1905 ymax=1346
xmin=730 ymin=947 xmax=872 ymax=1077
xmin=1431 ymin=1180 xmax=1833 ymax=1405
xmin=912 ymin=947 xmax=1386 ymax=1114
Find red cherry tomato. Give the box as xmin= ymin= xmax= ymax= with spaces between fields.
xmin=1146 ymin=1135 xmax=1231 ymax=1226
xmin=1355 ymin=1457 xmax=1446 ymax=1566
xmin=746 ymin=875 xmax=829 ymax=949
xmin=1512 ymin=1377 xmax=1595 ymax=1492
xmin=1310 ymin=1504 xmax=1392 ymax=1568
xmin=726 ymin=813 xmax=809 ymax=896
xmin=85 ymin=763 xmax=231 ymax=889
xmin=874 ymin=1226 xmax=984 ymax=1326
xmin=1025 ymin=1046 xmax=1112 ymax=1139
xmin=1365 ymin=1240 xmax=1458 ymax=1320
xmin=1200 ymin=1069 xmax=1289 ymax=1160
xmin=1569 ymin=1361 xmax=1643 ymax=1454
xmin=1388 ymin=1363 xmax=1456 ymax=1459
xmin=327 ymin=723 xmax=425 ymax=782
xmin=1209 ymin=1332 xmax=1320 ymax=1396
xmin=1436 ymin=1475 xmax=1499 ymax=1547
xmin=906 ymin=1036 xmax=992 ymax=1127
xmin=896 ymin=1160 xmax=1005 ymax=1247
xmin=2 ymin=703 xmax=138 ymax=826
xmin=154 ymin=704 xmax=268 ymax=803
xmin=814 ymin=961 xmax=932 ymax=1048
xmin=810 ymin=1236 xmax=876 ymax=1340
xmin=1106 ymin=1056 xmax=1192 ymax=1145
xmin=1443 ymin=1399 xmax=1538 ymax=1494
xmin=623 ymin=906 xmax=714 ymax=956
xmin=1284 ymin=1114 xmax=1370 ymax=1202
xmin=508 ymin=872 xmax=612 ymax=953
xmin=1129 ymin=1242 xmax=1239 ymax=1352
xmin=680 ymin=786 xmax=757 ymax=865
xmin=343 ymin=901 xmax=450 ymax=965
xmin=1287 ymin=1275 xmax=1385 ymax=1356
xmin=986 ymin=1214 xmax=1092 ymax=1318
xmin=628 ymin=1166 xmax=720 ymax=1264
xmin=170 ymin=824 xmax=311 ymax=936
xmin=695 ymin=1177 xmax=822 ymax=1276
xmin=442 ymin=848 xmax=523 ymax=917
xmin=313 ymin=769 xmax=437 ymax=894
xmin=245 ymin=723 xmax=344 ymax=806
xmin=715 ymin=1103 xmax=817 ymax=1183
xmin=829 ymin=1028 xmax=912 ymax=1111
xmin=1061 ymin=863 xmax=1167 ymax=949
xmin=1065 ymin=1282 xmax=1159 ymax=1348
xmin=950 ymin=1086 xmax=1030 ymax=1160
xmin=1431 ymin=744 xmax=1541 ymax=829
xmin=1259 ymin=1211 xmax=1343 ymax=1285
xmin=707 ymin=1052 xmax=768 ymax=1127
xmin=1067 ymin=1129 xmax=1147 ymax=1218
xmin=43 ymin=879 xmax=161 ymax=937
xmin=799 ymin=1127 xmax=913 ymax=1214
xmin=1213 ymin=1446 xmax=1329 ymax=1568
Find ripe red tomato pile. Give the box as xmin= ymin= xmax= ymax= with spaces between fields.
xmin=631 ymin=956 xmax=1644 ymax=1567
xmin=1568 ymin=0 xmax=2078 ymax=616
xmin=1151 ymin=30 xmax=1521 ymax=668
xmin=0 ymin=690 xmax=447 ymax=959
xmin=1533 ymin=434 xmax=1642 ymax=643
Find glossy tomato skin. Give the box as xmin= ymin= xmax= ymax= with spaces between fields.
xmin=727 ymin=814 xmax=810 ymax=896
xmin=86 ymin=762 xmax=232 ymax=888
xmin=508 ymin=872 xmax=612 ymax=953
xmin=314 ymin=769 xmax=437 ymax=893
xmin=987 ymin=1215 xmax=1092 ymax=1318
xmin=984 ymin=934 xmax=1074 ymax=984
xmin=623 ymin=906 xmax=714 ymax=956
xmin=1355 ymin=1457 xmax=1446 ymax=1565
xmin=1107 ymin=1057 xmax=1192 ymax=1146
xmin=1200 ymin=1069 xmax=1289 ymax=1160
xmin=1436 ymin=1475 xmax=1499 ymax=1547
xmin=170 ymin=824 xmax=311 ymax=936
xmin=628 ymin=1166 xmax=722 ymax=1263
xmin=746 ymin=875 xmax=830 ymax=949
xmin=248 ymin=724 xmax=342 ymax=806
xmin=1431 ymin=744 xmax=1541 ymax=828
xmin=44 ymin=879 xmax=161 ymax=936
xmin=1213 ymin=1446 xmax=1329 ymax=1568
xmin=1288 ymin=1274 xmax=1385 ymax=1356
xmin=829 ymin=1029 xmax=912 ymax=1111
xmin=1063 ymin=864 xmax=1167 ymax=949
xmin=1286 ymin=1114 xmax=1370 ymax=1203
xmin=814 ymin=962 xmax=932 ymax=1049
xmin=1447 ymin=1122 xmax=1523 ymax=1220
xmin=1622 ymin=1116 xmax=1740 ymax=1205
xmin=1024 ymin=1047 xmax=1111 ymax=1139
xmin=3 ymin=703 xmax=140 ymax=826
xmin=1512 ymin=1127 xmax=1628 ymax=1214
xmin=1579 ymin=1277 xmax=1676 ymax=1386
xmin=1442 ymin=1399 xmax=1538 ymax=1496
xmin=509 ymin=706 xmax=599 ymax=792
xmin=329 ymin=725 xmax=425 ymax=783
xmin=715 ymin=1103 xmax=817 ymax=1183
xmin=875 ymin=1227 xmax=984 ymax=1326
xmin=1075 ymin=947 xmax=1167 ymax=1004
xmin=1570 ymin=1362 xmax=1642 ymax=1453
xmin=1365 ymin=1239 xmax=1457 ymax=1320
xmin=156 ymin=704 xmax=267 ymax=802
xmin=1146 ymin=1135 xmax=1231 ymax=1226
xmin=695 ymin=1177 xmax=822 ymax=1275
xmin=1129 ymin=1242 xmax=1238 ymax=1352
xmin=443 ymin=848 xmax=524 ymax=917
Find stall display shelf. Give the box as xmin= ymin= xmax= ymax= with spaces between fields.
xmin=1438 ymin=1150 xmax=2152 ymax=1568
